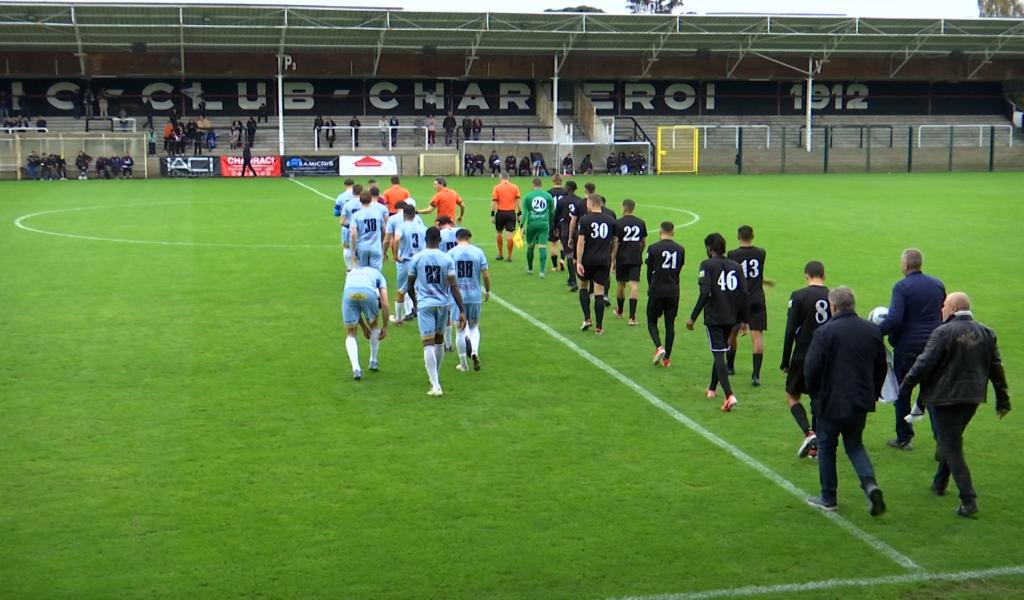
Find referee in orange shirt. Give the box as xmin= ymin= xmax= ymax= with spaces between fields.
xmin=491 ymin=173 xmax=521 ymax=262
xmin=381 ymin=175 xmax=410 ymax=216
xmin=418 ymin=176 xmax=465 ymax=224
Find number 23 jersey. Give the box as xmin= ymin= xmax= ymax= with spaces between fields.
xmin=409 ymin=249 xmax=456 ymax=308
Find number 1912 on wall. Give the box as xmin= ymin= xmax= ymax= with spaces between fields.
xmin=790 ymin=83 xmax=869 ymax=110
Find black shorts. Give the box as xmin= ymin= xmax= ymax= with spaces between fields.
xmin=647 ymin=295 xmax=679 ymax=322
xmin=705 ymin=324 xmax=734 ymax=353
xmin=580 ymin=264 xmax=610 ymax=288
xmin=495 ymin=210 xmax=517 ymax=233
xmin=616 ymin=264 xmax=641 ymax=282
xmin=559 ymin=224 xmax=572 ymax=253
xmin=747 ymin=294 xmax=767 ymax=331
xmin=785 ymin=360 xmax=806 ymax=396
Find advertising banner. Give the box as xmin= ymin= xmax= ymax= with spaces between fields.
xmin=220 ymin=155 xmax=281 ymax=177
xmin=161 ymin=155 xmax=220 ymax=177
xmin=283 ymin=155 xmax=340 ymax=176
xmin=339 ymin=155 xmax=398 ymax=176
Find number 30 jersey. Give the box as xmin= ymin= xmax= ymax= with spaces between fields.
xmin=781 ymin=284 xmax=831 ymax=367
xmin=409 ymin=249 xmax=456 ymax=309
xmin=577 ymin=212 xmax=617 ymax=267
xmin=690 ymin=255 xmax=749 ymax=326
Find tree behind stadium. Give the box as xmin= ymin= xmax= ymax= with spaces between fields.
xmin=626 ymin=0 xmax=682 ymax=14
xmin=978 ymin=0 xmax=1024 ymax=16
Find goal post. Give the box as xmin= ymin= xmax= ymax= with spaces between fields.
xmin=419 ymin=153 xmax=460 ymax=176
xmin=656 ymin=126 xmax=700 ymax=174
xmin=462 ymin=140 xmax=652 ymax=175
xmin=5 ymin=133 xmax=148 ymax=179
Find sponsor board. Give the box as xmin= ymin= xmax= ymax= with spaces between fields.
xmin=161 ymin=155 xmax=220 ymax=177
xmin=339 ymin=155 xmax=398 ymax=176
xmin=220 ymin=155 xmax=281 ymax=177
xmin=283 ymin=155 xmax=340 ymax=176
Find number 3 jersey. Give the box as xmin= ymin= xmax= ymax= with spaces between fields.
xmin=409 ymin=249 xmax=456 ymax=308
xmin=576 ymin=211 xmax=617 ymax=267
xmin=781 ymin=284 xmax=831 ymax=367
xmin=690 ymin=255 xmax=749 ymax=326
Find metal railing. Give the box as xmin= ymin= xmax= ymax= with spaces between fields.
xmin=917 ymin=124 xmax=1014 ymax=147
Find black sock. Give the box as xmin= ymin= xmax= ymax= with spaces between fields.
xmin=791 ymin=403 xmax=812 ymax=434
xmin=579 ymin=289 xmax=591 ymax=320
xmin=594 ymin=295 xmax=606 ymax=327
xmin=709 ymin=361 xmax=719 ymax=391
xmin=647 ymin=317 xmax=661 ymax=348
xmin=617 ymin=297 xmax=625 ymax=313
xmin=551 ymin=254 xmax=559 ymax=268
xmin=629 ymin=298 xmax=638 ymax=320
xmin=726 ymin=348 xmax=737 ymax=371
xmin=664 ymin=319 xmax=675 ymax=358
xmin=714 ymin=352 xmax=733 ymax=396
xmin=752 ymin=353 xmax=763 ymax=378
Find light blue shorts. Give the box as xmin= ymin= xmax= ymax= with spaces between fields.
xmin=396 ymin=261 xmax=411 ymax=293
xmin=417 ymin=305 xmax=450 ymax=338
xmin=460 ymin=302 xmax=481 ymax=324
xmin=356 ymin=247 xmax=383 ymax=271
xmin=342 ymin=287 xmax=380 ymax=326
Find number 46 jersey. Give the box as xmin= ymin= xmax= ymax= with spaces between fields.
xmin=691 ymin=255 xmax=749 ymax=326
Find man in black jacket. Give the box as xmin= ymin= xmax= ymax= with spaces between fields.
xmin=804 ymin=286 xmax=887 ymax=516
xmin=898 ymin=292 xmax=1010 ymax=518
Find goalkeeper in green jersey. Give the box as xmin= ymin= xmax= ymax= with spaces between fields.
xmin=521 ymin=178 xmax=555 ymax=277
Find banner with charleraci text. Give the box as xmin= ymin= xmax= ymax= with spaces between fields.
xmin=219 ymin=155 xmax=281 ymax=177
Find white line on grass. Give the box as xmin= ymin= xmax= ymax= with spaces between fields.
xmin=290 ymin=177 xmax=339 ymax=201
xmin=13 ymin=202 xmax=335 ymax=249
xmin=290 ymin=177 xmax=921 ymax=571
xmin=645 ymin=205 xmax=701 ymax=228
xmin=489 ymin=292 xmax=921 ymax=572
xmin=611 ymin=564 xmax=1024 ymax=600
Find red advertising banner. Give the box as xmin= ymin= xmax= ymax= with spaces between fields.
xmin=220 ymin=155 xmax=281 ymax=177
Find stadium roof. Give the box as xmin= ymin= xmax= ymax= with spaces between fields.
xmin=1 ymin=3 xmax=1022 ymax=66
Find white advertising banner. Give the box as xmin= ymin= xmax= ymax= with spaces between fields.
xmin=339 ymin=155 xmax=398 ymax=176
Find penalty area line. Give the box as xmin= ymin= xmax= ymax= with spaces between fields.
xmin=609 ymin=564 xmax=1024 ymax=600
xmin=290 ymin=177 xmax=336 ymax=201
xmin=488 ymin=293 xmax=922 ymax=573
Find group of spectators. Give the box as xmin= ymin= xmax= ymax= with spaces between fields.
xmin=607 ymin=151 xmax=648 ymax=175
xmin=2 ymin=116 xmax=46 ymax=132
xmin=228 ymin=118 xmax=258 ymax=150
xmin=22 ymin=152 xmax=67 ymax=180
xmin=22 ymin=150 xmax=134 ymax=180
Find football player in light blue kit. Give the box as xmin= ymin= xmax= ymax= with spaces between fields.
xmin=447 ymin=228 xmax=491 ymax=372
xmin=341 ymin=265 xmax=390 ymax=380
xmin=350 ymin=191 xmax=386 ymax=270
xmin=408 ymin=227 xmax=466 ymax=397
xmin=436 ymin=215 xmax=462 ymax=350
xmin=333 ymin=178 xmax=355 ymax=218
xmin=384 ymin=200 xmax=423 ymax=263
xmin=391 ymin=204 xmax=428 ymax=323
xmin=338 ymin=183 xmax=364 ymax=270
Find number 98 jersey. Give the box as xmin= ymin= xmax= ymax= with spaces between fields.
xmin=577 ymin=212 xmax=617 ymax=267
xmin=693 ymin=256 xmax=749 ymax=326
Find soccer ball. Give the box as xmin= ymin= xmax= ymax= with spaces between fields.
xmin=868 ymin=306 xmax=889 ymax=326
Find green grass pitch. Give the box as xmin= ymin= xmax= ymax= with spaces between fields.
xmin=1 ymin=172 xmax=1022 ymax=599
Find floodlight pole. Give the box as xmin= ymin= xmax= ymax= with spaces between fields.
xmin=552 ymin=54 xmax=559 ymax=142
xmin=277 ymin=55 xmax=285 ymax=156
xmin=805 ymin=56 xmax=813 ymax=153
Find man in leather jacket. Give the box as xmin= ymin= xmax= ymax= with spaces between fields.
xmin=899 ymin=292 xmax=1010 ymax=518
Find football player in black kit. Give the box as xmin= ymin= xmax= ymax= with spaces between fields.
xmin=647 ymin=221 xmax=684 ymax=367
xmin=556 ymin=181 xmax=585 ymax=292
xmin=547 ymin=174 xmax=567 ymax=272
xmin=575 ymin=195 xmax=618 ymax=334
xmin=726 ymin=225 xmax=768 ymax=386
xmin=781 ymin=260 xmax=831 ymax=458
xmin=687 ymin=233 xmax=749 ymax=412
xmin=614 ymin=199 xmax=648 ymax=325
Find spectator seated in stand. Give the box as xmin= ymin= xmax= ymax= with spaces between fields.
xmin=75 ymin=151 xmax=92 ymax=179
xmin=628 ymin=152 xmax=641 ymax=174
xmin=505 ymin=154 xmax=517 ymax=175
xmin=473 ymin=154 xmax=485 ymax=175
xmin=24 ymin=152 xmax=42 ymax=180
xmin=518 ymin=156 xmax=531 ymax=176
xmin=530 ymin=152 xmax=549 ymax=176
xmin=618 ymin=152 xmax=630 ymax=175
xmin=35 ymin=118 xmax=47 ymax=132
xmin=606 ymin=153 xmax=618 ymax=174
xmin=561 ymin=153 xmax=574 ymax=175
xmin=464 ymin=153 xmax=480 ymax=176
xmin=121 ymin=155 xmax=135 ymax=179
xmin=489 ymin=151 xmax=502 ymax=176
xmin=636 ymin=153 xmax=648 ymax=174
xmin=579 ymin=153 xmax=594 ymax=175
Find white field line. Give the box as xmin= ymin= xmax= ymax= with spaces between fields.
xmin=290 ymin=177 xmax=340 ymax=201
xmin=13 ymin=201 xmax=335 ymax=249
xmin=645 ymin=204 xmax=700 ymax=228
xmin=489 ymin=292 xmax=921 ymax=571
xmin=611 ymin=565 xmax=1024 ymax=600
xmin=295 ymin=176 xmax=922 ymax=571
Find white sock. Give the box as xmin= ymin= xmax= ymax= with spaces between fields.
xmin=456 ymin=329 xmax=468 ymax=369
xmin=443 ymin=325 xmax=452 ymax=348
xmin=433 ymin=343 xmax=444 ymax=370
xmin=345 ymin=336 xmax=360 ymax=372
xmin=469 ymin=324 xmax=481 ymax=356
xmin=404 ymin=298 xmax=414 ymax=316
xmin=395 ymin=301 xmax=402 ymax=319
xmin=423 ymin=346 xmax=439 ymax=388
xmin=369 ymin=328 xmax=380 ymax=363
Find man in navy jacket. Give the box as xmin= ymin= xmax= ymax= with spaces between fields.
xmin=804 ymin=286 xmax=888 ymax=515
xmin=879 ymin=248 xmax=945 ymax=449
